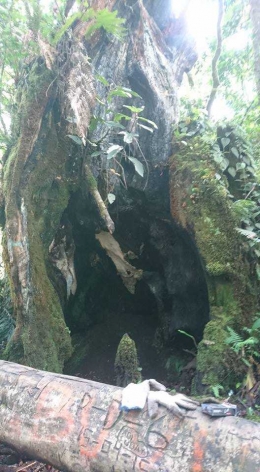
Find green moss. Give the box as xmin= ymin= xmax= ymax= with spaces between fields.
xmin=114 ymin=333 xmax=142 ymax=387
xmin=245 ymin=412 xmax=260 ymax=423
xmin=85 ymin=168 xmax=98 ymax=192
xmin=172 ymin=139 xmax=241 ymax=277
xmin=2 ymin=63 xmax=73 ymax=371
xmin=171 ymin=135 xmax=258 ymax=392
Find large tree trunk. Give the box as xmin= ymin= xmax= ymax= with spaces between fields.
xmin=1 ymin=0 xmax=199 ymax=373
xmin=0 ymin=360 xmax=259 ymax=472
xmin=249 ymin=0 xmax=260 ymax=101
xmin=0 ymin=0 xmax=258 ymax=391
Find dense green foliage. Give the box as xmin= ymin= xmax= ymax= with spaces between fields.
xmin=0 ymin=0 xmax=126 ymax=150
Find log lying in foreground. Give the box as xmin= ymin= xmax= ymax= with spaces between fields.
xmin=0 ymin=361 xmax=259 ymax=472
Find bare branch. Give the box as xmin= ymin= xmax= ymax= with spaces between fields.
xmin=206 ymin=0 xmax=224 ymax=118
xmin=84 ymin=162 xmax=115 ymax=234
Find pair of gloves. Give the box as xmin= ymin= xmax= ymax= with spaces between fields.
xmin=120 ymin=379 xmax=199 ymax=418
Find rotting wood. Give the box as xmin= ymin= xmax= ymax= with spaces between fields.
xmin=0 ymin=361 xmax=259 ymax=472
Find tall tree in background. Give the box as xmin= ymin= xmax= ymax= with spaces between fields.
xmin=249 ymin=0 xmax=260 ymax=101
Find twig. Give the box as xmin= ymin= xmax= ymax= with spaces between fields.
xmin=245 ymin=183 xmax=256 ymax=200
xmin=84 ymin=162 xmax=115 ymax=234
xmin=114 ymin=157 xmax=127 ymax=189
xmin=16 ymin=461 xmax=37 ymax=471
xmin=206 ymin=0 xmax=224 ymax=118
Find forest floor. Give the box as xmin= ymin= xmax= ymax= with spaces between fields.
xmin=0 ymin=443 xmax=60 ymax=472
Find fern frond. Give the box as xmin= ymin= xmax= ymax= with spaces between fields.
xmin=225 ymin=327 xmax=244 ymax=346
xmin=242 ymin=337 xmax=258 ymax=347
xmin=235 ymin=227 xmax=260 ymax=242
xmin=211 ymin=384 xmax=224 ymax=398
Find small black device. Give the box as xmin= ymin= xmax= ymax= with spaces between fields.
xmin=201 ymin=402 xmax=237 ymax=417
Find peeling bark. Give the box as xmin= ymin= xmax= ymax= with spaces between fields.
xmin=0 ymin=360 xmax=259 ymax=472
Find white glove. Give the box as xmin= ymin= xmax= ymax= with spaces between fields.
xmin=148 ymin=391 xmax=200 ymax=418
xmin=120 ymin=379 xmax=166 ymax=411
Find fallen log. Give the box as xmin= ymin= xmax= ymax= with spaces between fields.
xmin=0 ymin=361 xmax=259 ymax=472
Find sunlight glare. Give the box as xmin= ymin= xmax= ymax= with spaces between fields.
xmin=210 ymin=97 xmax=235 ymax=122
xmin=171 ymin=0 xmax=218 ymax=53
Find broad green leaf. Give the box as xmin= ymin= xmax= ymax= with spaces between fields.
xmin=123 ymin=105 xmax=144 ymax=113
xmin=252 ymin=318 xmax=260 ymax=330
xmin=231 ymin=147 xmax=239 ymax=158
xmin=236 ymin=162 xmax=246 ymax=170
xmin=137 ymin=123 xmax=154 ymax=133
xmin=221 ymin=137 xmax=230 ymax=148
xmin=121 ymin=87 xmax=141 ymax=98
xmin=108 ymin=193 xmax=116 ymax=204
xmin=243 ymin=156 xmax=251 ymax=165
xmin=108 ymin=89 xmax=132 ymax=100
xmin=105 ymin=121 xmax=125 ymax=129
xmin=213 ymin=154 xmax=223 ymax=163
xmin=222 ymin=158 xmax=229 ymax=170
xmin=127 ymin=157 xmax=144 ymax=177
xmin=91 ymin=151 xmax=102 ymax=157
xmin=118 ymin=131 xmax=138 ymax=143
xmin=114 ymin=113 xmax=131 ymax=122
xmin=96 ymin=74 xmax=109 ymax=86
xmin=138 ymin=116 xmax=158 ymax=129
xmin=227 ymin=167 xmax=236 ymax=177
xmin=67 ymin=134 xmax=83 ymax=145
xmin=107 ymin=144 xmax=123 ymax=159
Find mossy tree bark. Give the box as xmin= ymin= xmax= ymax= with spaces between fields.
xmin=1 ymin=0 xmax=196 ymax=372
xmin=170 ymin=131 xmax=258 ymax=392
xmin=2 ymin=62 xmax=72 ymax=371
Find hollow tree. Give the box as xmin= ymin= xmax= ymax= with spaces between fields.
xmin=0 ymin=0 xmax=258 ymax=393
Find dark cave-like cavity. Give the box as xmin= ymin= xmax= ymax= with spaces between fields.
xmin=63 ymin=173 xmax=209 ymax=386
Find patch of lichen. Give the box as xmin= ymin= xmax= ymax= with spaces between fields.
xmin=114 ymin=333 xmax=142 ymax=387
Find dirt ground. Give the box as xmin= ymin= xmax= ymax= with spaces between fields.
xmin=0 ymin=444 xmax=60 ymax=472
